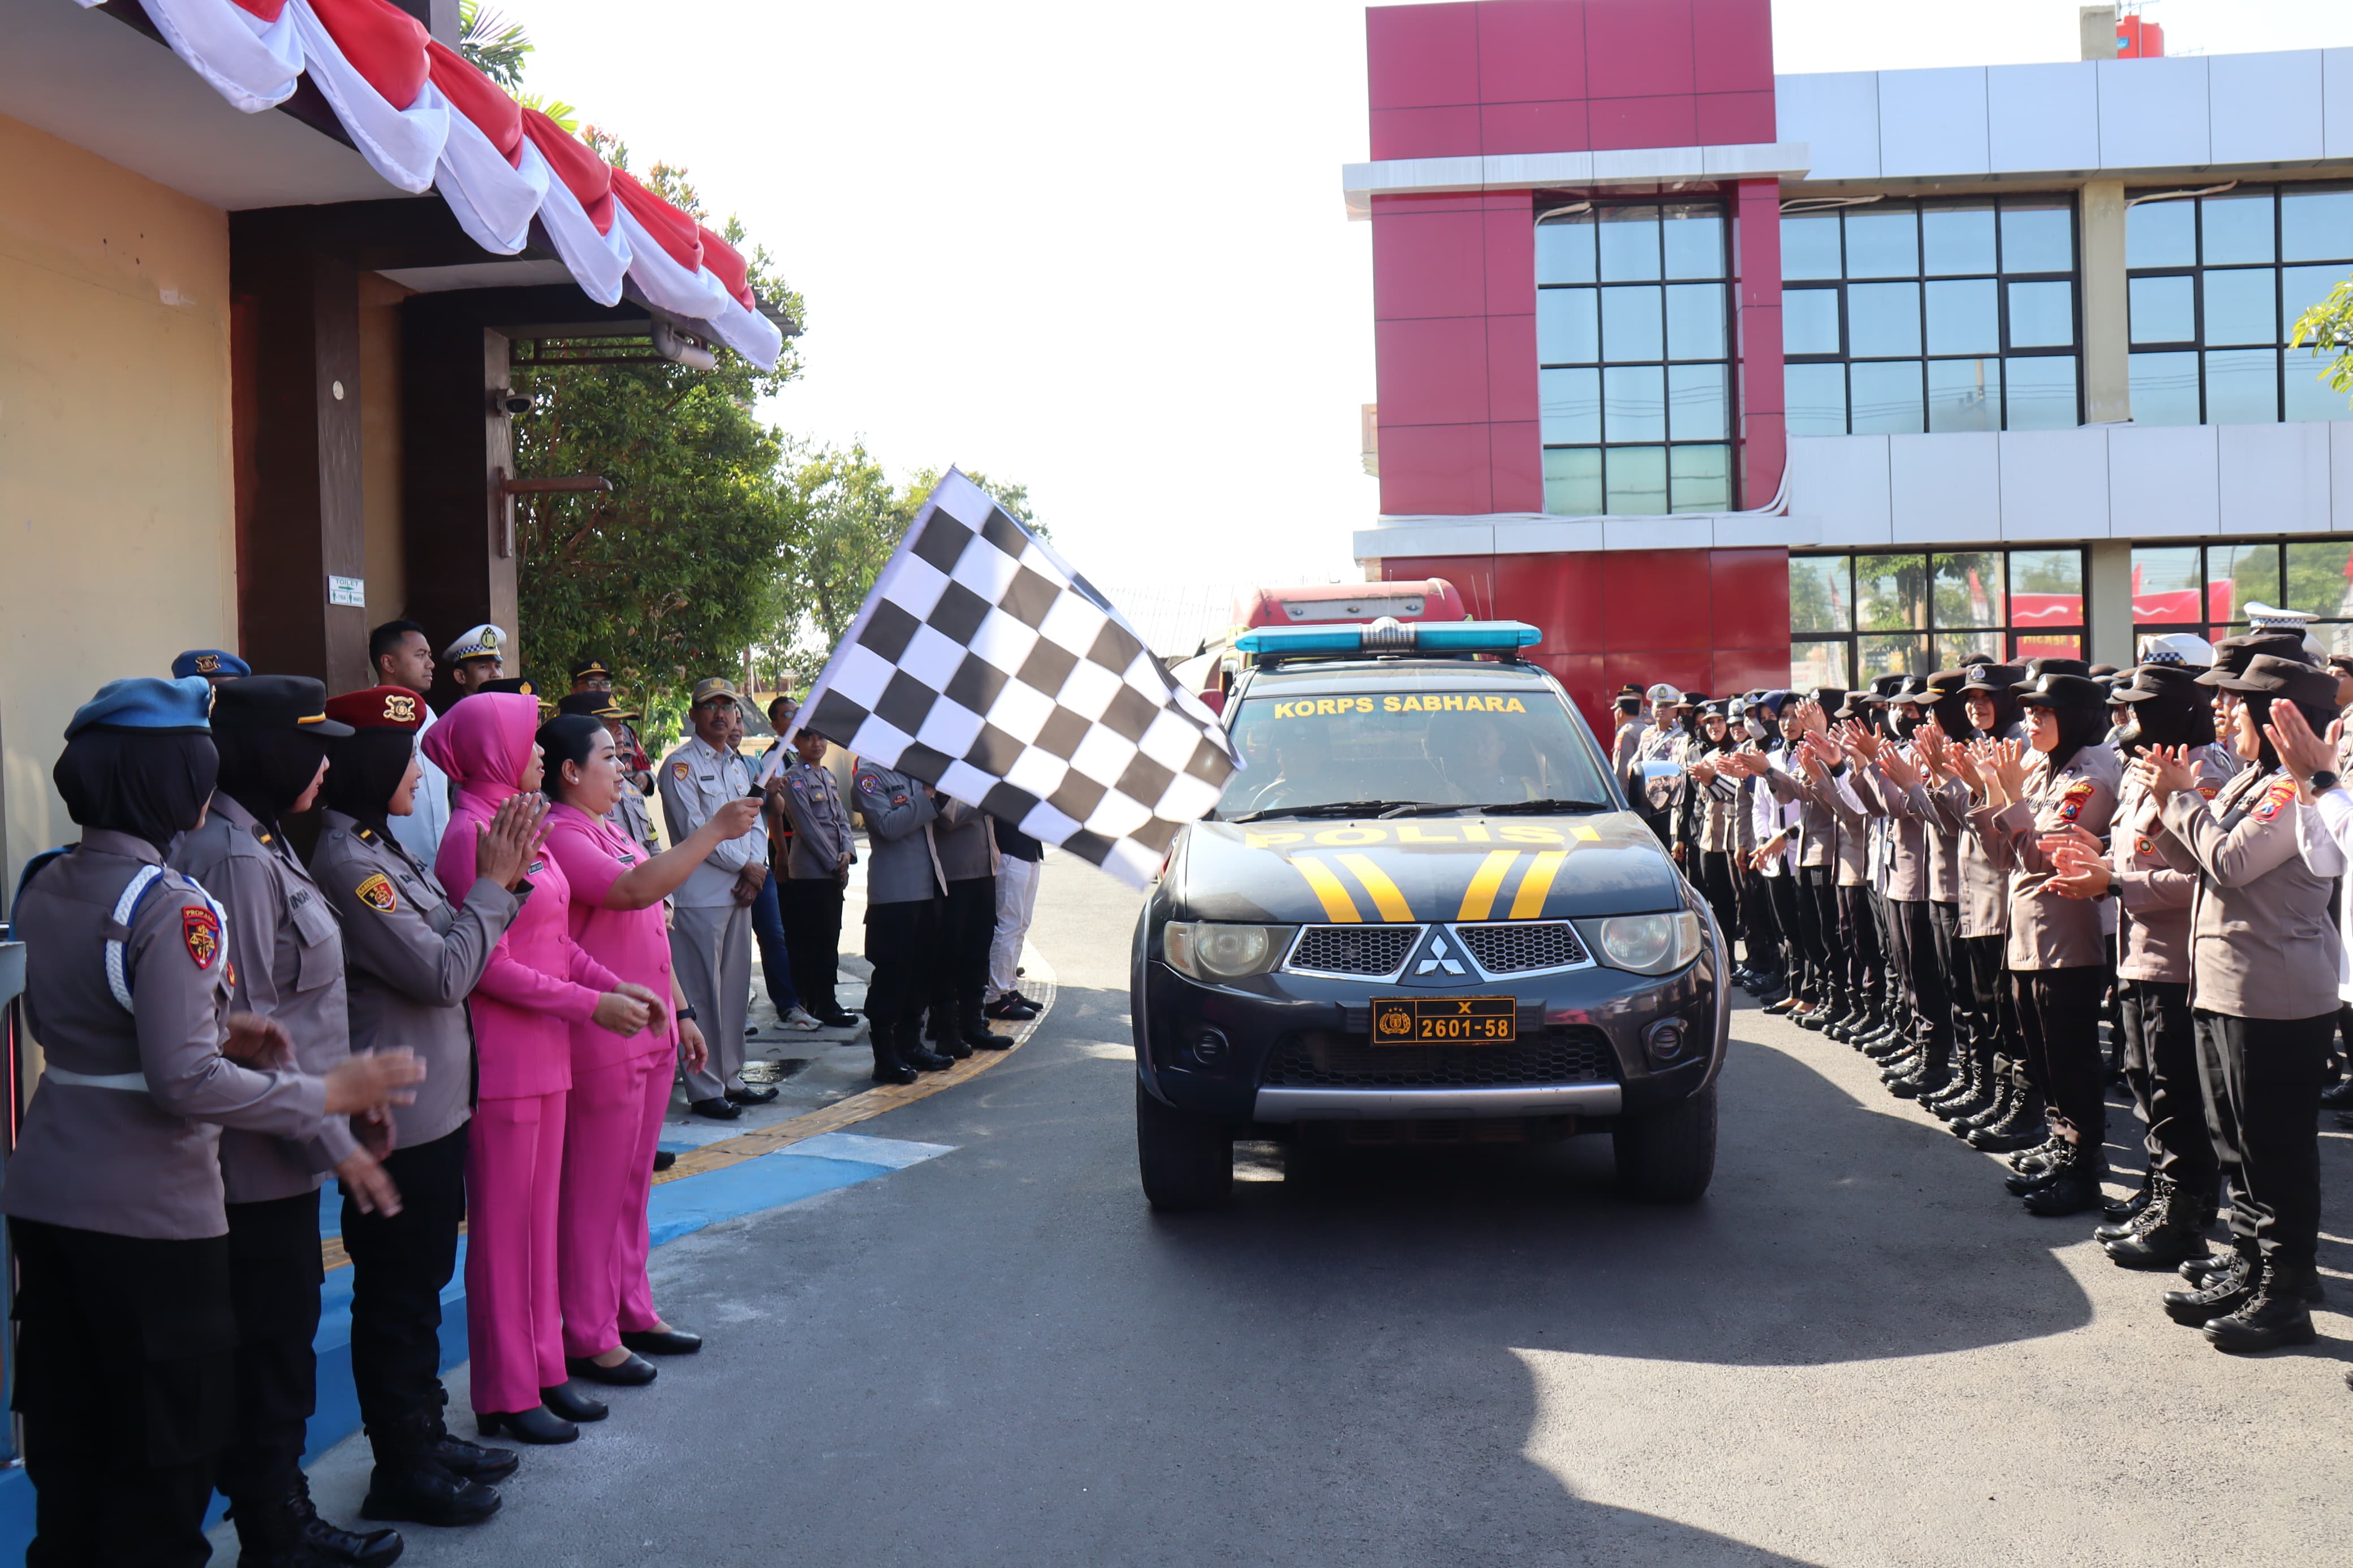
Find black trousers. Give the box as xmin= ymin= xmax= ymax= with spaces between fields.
xmin=1796 ymin=866 xmax=1838 ymax=997
xmin=1893 ymin=900 xmax=1953 ymax=1055
xmin=10 ymin=1218 xmax=234 ymax=1568
xmin=2194 ymin=1008 xmax=2334 ymax=1266
xmin=1874 ymin=891 xmax=1908 ymax=1025
xmin=1927 ymin=901 xmax=1962 ymax=1051
xmin=865 ymin=896 xmax=940 ymax=1034
xmin=1837 ymin=883 xmax=1882 ymax=1011
xmin=1741 ymin=864 xmax=1781 ymax=975
xmin=2118 ymin=980 xmax=2213 ymax=1194
xmin=216 ymin=1191 xmax=326 ymax=1509
xmin=781 ymin=876 xmax=846 ymax=1018
xmin=343 ymin=1124 xmax=467 ymax=1461
xmin=1762 ymin=873 xmax=1803 ymax=988
xmin=2009 ymin=967 xmax=2107 ymax=1148
xmin=1697 ymin=850 xmax=1741 ymax=954
xmin=929 ymin=875 xmax=996 ymax=1023
xmin=1955 ymin=932 xmax=2008 ymax=1065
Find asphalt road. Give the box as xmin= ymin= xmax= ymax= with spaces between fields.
xmin=301 ymin=858 xmax=2353 ymax=1567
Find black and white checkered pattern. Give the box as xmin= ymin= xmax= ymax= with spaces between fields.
xmin=794 ymin=470 xmax=1240 ymax=886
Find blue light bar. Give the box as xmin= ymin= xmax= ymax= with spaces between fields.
xmin=1233 ymin=619 xmax=1541 ymax=657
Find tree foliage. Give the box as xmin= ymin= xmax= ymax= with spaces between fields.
xmin=2290 ymin=277 xmax=2353 ymax=407
xmin=456 ymin=0 xmax=532 ymax=89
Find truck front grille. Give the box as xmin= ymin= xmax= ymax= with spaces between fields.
xmin=1260 ymin=1026 xmax=1618 ymax=1089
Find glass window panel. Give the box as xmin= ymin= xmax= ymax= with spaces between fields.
xmin=1937 ymin=630 xmax=2003 ymax=667
xmin=1785 ymin=363 xmax=1848 ymax=437
xmin=2283 ymin=541 xmax=2353 ymax=619
xmin=1535 ymin=213 xmax=1598 ymax=284
xmin=1790 ymin=556 xmax=1852 ymax=634
xmin=2282 ymin=187 xmax=2353 ymax=264
xmin=1925 ymin=278 xmax=1998 ymax=355
xmin=2283 ymin=264 xmax=2349 ymax=343
xmin=1781 ymin=213 xmax=1842 ymax=280
xmin=1791 ymin=640 xmax=1852 ymax=690
xmin=1923 ymin=204 xmax=1997 ymax=276
xmin=1597 ymin=206 xmax=1661 ymax=282
xmin=1850 ymin=360 xmax=1925 ymax=434
xmin=1845 ymin=205 xmax=1919 ymax=278
xmin=1537 ymin=287 xmax=1600 ymax=364
xmin=1664 ymin=283 xmax=1726 ymax=360
xmin=2201 ymin=268 xmax=2279 ymax=347
xmin=1856 ymin=554 xmax=1930 ymax=630
xmin=2127 ymin=198 xmax=2196 ymax=269
xmin=2005 ymin=355 xmax=2078 ymax=430
xmin=2010 ymin=550 xmax=2083 ymax=651
xmin=2201 ymin=191 xmax=2276 ymax=266
xmin=2208 ymin=543 xmax=2278 ymax=624
xmin=1599 ymin=285 xmax=1663 ymax=362
xmin=1927 ymin=357 xmax=1999 ymax=432
xmin=2131 ymin=546 xmax=2204 ymax=628
xmin=1848 ymin=282 xmax=1923 ymax=356
xmin=1933 ymin=551 xmax=2005 ymax=629
xmin=1539 ymin=367 xmax=1600 ymax=446
xmin=2285 ymin=349 xmax=2348 ymax=422
xmin=1859 ymin=633 xmax=1931 ymax=683
xmin=2208 ymin=620 xmax=2249 ymax=647
xmin=1601 ymin=365 xmax=1666 ymax=443
xmin=1783 ymin=287 xmax=1842 ymax=356
xmin=2130 ymin=351 xmax=2201 ymax=426
xmin=1605 ymin=446 xmax=1666 ymax=513
xmin=1661 ymin=205 xmax=1726 ymax=280
xmin=2006 ymin=280 xmax=2075 ymax=348
xmin=1542 ymin=447 xmax=1602 ymax=517
xmin=2203 ymin=348 xmax=2280 ymax=423
xmin=2014 ymin=630 xmax=2082 ymax=663
xmin=1666 ymin=363 xmax=1727 ymax=441
xmin=1668 ymin=444 xmax=1730 ymax=513
xmin=2128 ymin=274 xmax=2194 ymax=344
xmin=2001 ymin=200 xmax=2074 ymax=273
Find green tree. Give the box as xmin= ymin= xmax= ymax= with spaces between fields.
xmin=2291 ymin=275 xmax=2353 ymax=408
xmin=457 ymin=0 xmax=531 ymax=89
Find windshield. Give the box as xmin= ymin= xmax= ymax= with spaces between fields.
xmin=1216 ymin=687 xmax=1613 ymax=818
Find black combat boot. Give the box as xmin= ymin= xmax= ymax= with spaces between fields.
xmin=2204 ymin=1259 xmax=2322 ymax=1353
xmin=360 ymin=1410 xmax=500 ymax=1528
xmin=1924 ymin=1045 xmax=1985 ymax=1120
xmin=2104 ymin=1184 xmax=2213 ymax=1270
xmin=233 ymin=1479 xmax=403 ymax=1568
xmin=1951 ymin=1056 xmax=2014 ymax=1138
xmin=2165 ymin=1245 xmax=2256 ymax=1325
xmin=2001 ymin=1138 xmax=2072 ymax=1195
xmin=2020 ymin=1146 xmax=2106 ymax=1217
xmin=900 ymin=1021 xmax=954 ymax=1072
xmin=869 ymin=1021 xmax=918 ymax=1085
xmin=2093 ymin=1170 xmax=2159 ymax=1239
xmin=1967 ymin=1078 xmax=2048 ymax=1152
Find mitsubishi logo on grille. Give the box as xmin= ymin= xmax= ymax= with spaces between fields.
xmin=1415 ymin=933 xmax=1466 ymax=977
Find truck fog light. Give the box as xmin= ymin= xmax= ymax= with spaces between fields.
xmin=1644 ymin=1018 xmax=1688 ymax=1065
xmin=1191 ymin=1027 xmax=1229 ymax=1065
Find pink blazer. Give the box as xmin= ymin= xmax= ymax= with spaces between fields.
xmin=544 ymin=802 xmax=677 ymax=1070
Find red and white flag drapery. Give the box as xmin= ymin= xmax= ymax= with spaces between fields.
xmin=84 ymin=0 xmax=784 ymax=369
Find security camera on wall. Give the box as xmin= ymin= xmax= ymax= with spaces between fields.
xmin=488 ymin=387 xmax=532 ymax=417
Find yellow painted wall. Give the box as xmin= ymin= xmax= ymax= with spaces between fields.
xmin=358 ymin=271 xmax=411 ymax=627
xmin=0 ymin=112 xmax=236 ymax=898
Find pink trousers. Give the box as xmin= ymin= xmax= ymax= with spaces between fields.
xmin=558 ymin=1049 xmax=671 ymax=1355
xmin=465 ymin=1090 xmax=568 ymax=1416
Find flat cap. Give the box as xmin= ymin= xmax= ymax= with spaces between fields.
xmin=2112 ymin=664 xmax=2208 ymax=706
xmin=442 ymin=624 xmax=507 ymax=663
xmin=2138 ymin=632 xmax=2214 ymax=668
xmin=2198 ymin=630 xmax=2312 ymax=684
xmin=2209 ymin=652 xmax=2341 ymax=708
xmin=212 ymin=675 xmax=352 ymax=736
xmin=691 ymin=676 xmax=742 ymax=706
xmin=1960 ymin=663 xmax=2025 ymax=694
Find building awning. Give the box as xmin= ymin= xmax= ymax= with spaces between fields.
xmin=79 ymin=0 xmax=783 ymax=368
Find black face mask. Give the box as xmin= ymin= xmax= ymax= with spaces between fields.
xmin=1893 ymin=705 xmax=1923 ymax=741
xmin=54 ymin=729 xmax=219 ymax=856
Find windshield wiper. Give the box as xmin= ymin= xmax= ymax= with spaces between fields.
xmin=1230 ymin=800 xmax=1423 ymax=824
xmin=1481 ymin=798 xmax=1615 ymax=815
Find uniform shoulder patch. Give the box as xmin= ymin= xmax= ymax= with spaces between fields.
xmin=670 ymin=761 xmax=690 ymax=781
xmin=2197 ymin=783 xmax=2221 ymax=800
xmin=355 ymin=872 xmax=397 ymax=914
xmin=2254 ymin=777 xmax=2299 ymax=822
xmin=2057 ymin=777 xmax=2098 ymax=823
xmin=182 ymin=905 xmax=221 ymax=969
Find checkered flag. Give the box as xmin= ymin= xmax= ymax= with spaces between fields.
xmin=791 ymin=469 xmax=1241 ymax=886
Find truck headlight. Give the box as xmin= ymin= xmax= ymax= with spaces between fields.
xmin=1161 ymin=921 xmax=1295 ymax=980
xmin=1576 ymin=912 xmax=1703 ymax=976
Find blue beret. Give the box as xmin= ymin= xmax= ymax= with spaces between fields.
xmin=171 ymin=649 xmax=249 ymax=680
xmin=66 ymin=677 xmax=214 ymax=738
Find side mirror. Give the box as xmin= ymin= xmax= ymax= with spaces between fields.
xmin=1198 ymin=688 xmax=1226 ymax=716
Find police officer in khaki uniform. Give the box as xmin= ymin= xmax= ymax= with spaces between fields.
xmin=854 ymin=762 xmax=952 ymax=1082
xmin=657 ymin=677 xmax=770 ymax=1118
xmin=777 ymin=724 xmax=859 ymax=1027
xmin=172 ymin=677 xmax=412 ymax=1567
xmin=3 ymin=679 xmax=424 ymax=1568
xmin=310 ymin=686 xmax=539 ymax=1529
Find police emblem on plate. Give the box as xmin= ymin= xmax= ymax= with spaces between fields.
xmin=183 ymin=906 xmax=221 ymax=969
xmin=356 ymin=873 xmax=397 ymax=914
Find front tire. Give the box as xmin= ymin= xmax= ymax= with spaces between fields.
xmin=1612 ymin=1081 xmax=1717 ymax=1203
xmin=1136 ymin=1080 xmax=1232 ymax=1210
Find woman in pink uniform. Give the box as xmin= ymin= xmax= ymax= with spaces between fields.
xmin=536 ymin=715 xmax=762 ymax=1388
xmin=420 ymin=695 xmax=662 ymax=1444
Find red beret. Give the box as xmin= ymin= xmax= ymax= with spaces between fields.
xmin=324 ymin=685 xmax=425 ymax=732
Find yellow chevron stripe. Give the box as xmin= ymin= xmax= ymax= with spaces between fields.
xmin=1456 ymin=850 xmax=1519 ymax=921
xmin=1571 ymin=823 xmax=1602 ymax=842
xmin=1336 ymin=853 xmax=1413 ymax=922
xmin=1508 ymin=850 xmax=1568 ymax=919
xmin=1290 ymin=856 xmax=1363 ymax=922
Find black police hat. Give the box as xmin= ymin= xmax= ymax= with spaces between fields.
xmin=555 ymin=690 xmax=640 ymax=721
xmin=210 ymin=675 xmax=353 ymax=737
xmin=1924 ymin=668 xmax=1971 ymax=702
xmin=2014 ymin=672 xmax=2107 ymax=710
xmin=2198 ymin=630 xmax=2313 ymax=684
xmin=1807 ymin=684 xmax=1848 ymax=711
xmin=480 ymin=677 xmax=536 ymax=697
xmin=2113 ymin=663 xmax=2207 ymax=706
xmin=569 ymin=656 xmax=613 ymax=683
xmin=1959 ymin=663 xmax=2026 ymax=694
xmin=2019 ymin=656 xmax=2092 ymax=680
xmin=2209 ymin=653 xmax=2342 ymax=709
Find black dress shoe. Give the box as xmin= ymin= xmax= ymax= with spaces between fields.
xmin=652 ymin=1149 xmax=677 ymax=1172
xmin=294 ymin=1506 xmax=403 ymax=1567
xmin=2318 ymin=1075 xmax=2353 ymax=1109
xmin=688 ymin=1096 xmax=741 ymax=1121
xmin=566 ymin=1351 xmax=658 ymax=1386
xmin=725 ymin=1084 xmax=779 ymax=1105
xmin=982 ymin=997 xmax=1038 ymax=1021
xmin=620 ymin=1325 xmax=703 ymax=1355
xmin=965 ymin=1025 xmax=1013 ymax=1051
xmin=476 ymin=1406 xmax=578 ymax=1444
xmin=936 ymin=1034 xmax=975 ymax=1060
xmin=819 ymin=1010 xmax=861 ymax=1028
xmin=540 ymin=1380 xmax=609 ymax=1423
xmin=1003 ymin=991 xmax=1044 ymax=1012
xmin=902 ymin=1038 xmax=955 ymax=1070
xmin=360 ymin=1459 xmax=501 ymax=1528
xmin=430 ymin=1432 xmax=518 ymax=1483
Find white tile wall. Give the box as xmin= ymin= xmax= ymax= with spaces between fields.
xmin=2327 ymin=50 xmax=2353 ymax=162
xmin=1775 ymin=71 xmax=1880 ymax=182
xmin=1787 ymin=435 xmax=1892 ymax=546
xmin=1877 ymin=67 xmax=1989 ymax=179
xmin=2209 ymin=51 xmax=2326 ymax=165
xmin=1889 ymin=432 xmax=1999 ymax=544
xmin=2095 ymin=57 xmax=2211 ymax=171
xmin=1986 ymin=62 xmax=2102 ymax=175
xmin=1999 ymin=429 xmax=2111 ymax=541
xmin=2219 ymin=422 xmax=2332 ymax=535
xmin=2108 ymin=425 xmax=2218 ymax=538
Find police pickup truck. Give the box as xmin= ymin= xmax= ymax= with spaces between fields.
xmin=1131 ymin=618 xmax=1726 ymax=1210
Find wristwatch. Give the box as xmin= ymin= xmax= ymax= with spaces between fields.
xmin=2312 ymin=771 xmax=2340 ymax=796
xmin=675 ymin=1007 xmax=699 ymax=1022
